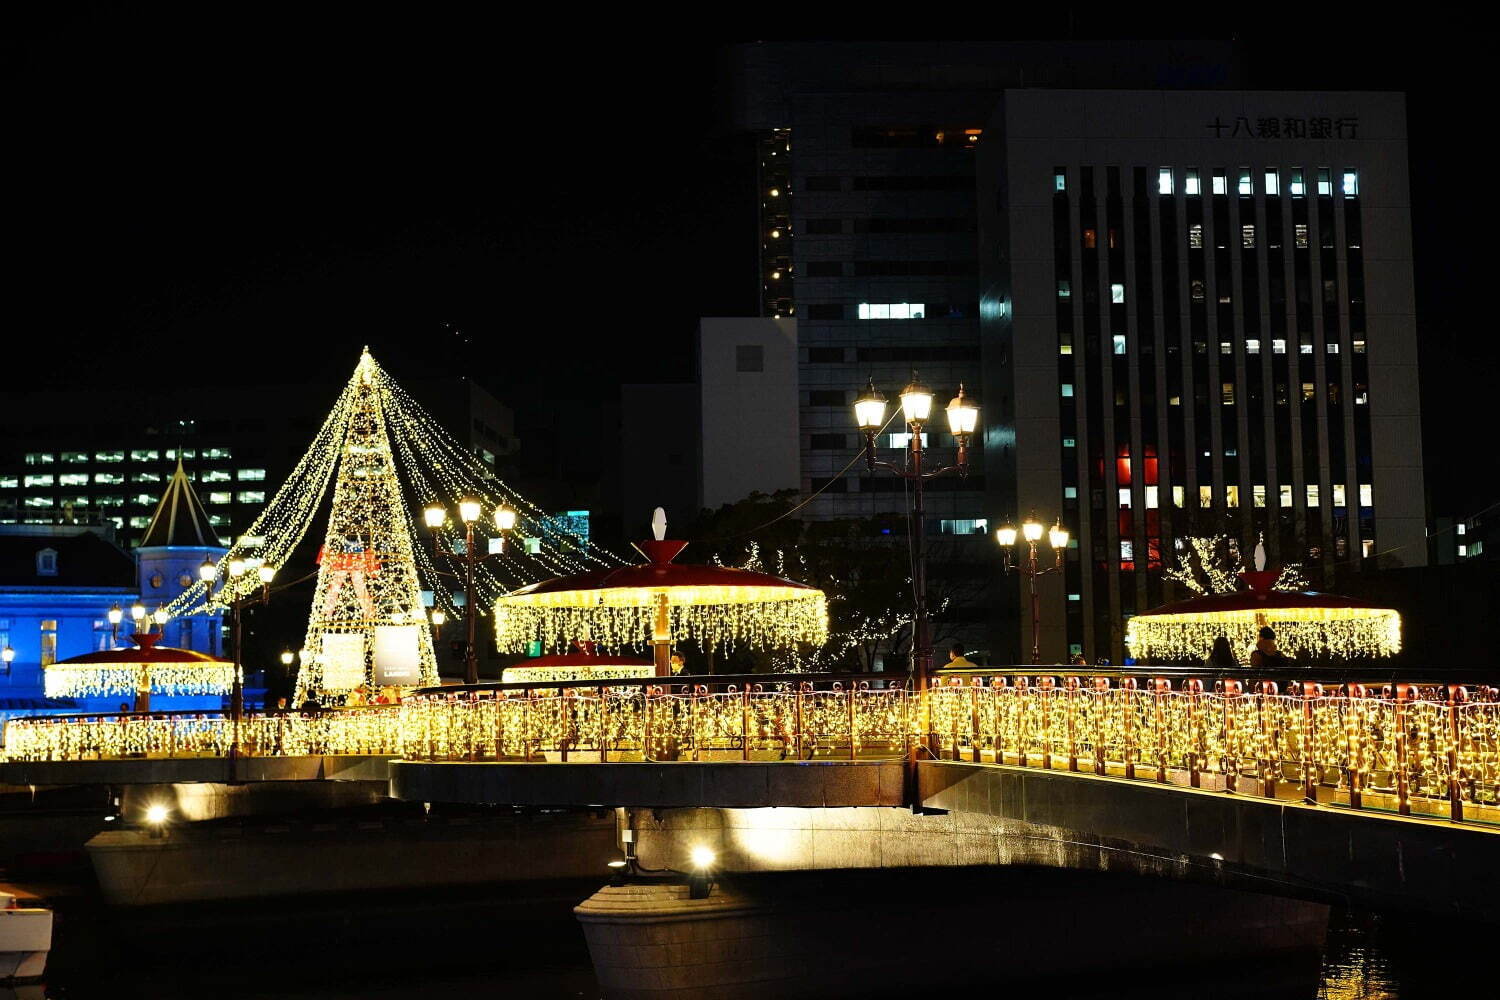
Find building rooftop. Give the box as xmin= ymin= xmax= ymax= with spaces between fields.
xmin=0 ymin=527 xmax=134 ymax=588
xmin=139 ymin=460 xmax=220 ymax=549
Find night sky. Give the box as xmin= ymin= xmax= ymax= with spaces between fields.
xmin=5 ymin=11 xmax=1492 ymax=515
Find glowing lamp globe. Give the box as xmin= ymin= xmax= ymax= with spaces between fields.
xmin=495 ymin=504 xmax=517 ymax=531
xmin=899 ymin=380 xmax=934 ymax=425
xmin=152 ymin=607 xmax=169 ymax=626
xmin=199 ymin=558 xmax=216 ymax=582
xmin=1049 ymin=522 xmax=1069 ymax=550
xmin=1 ymin=646 xmax=13 ymax=665
xmin=1022 ymin=518 xmax=1044 ymax=544
xmin=423 ymin=505 xmax=446 ymax=529
xmin=130 ymin=603 xmax=146 ymax=623
xmin=280 ymin=650 xmax=294 ymax=666
xmin=945 ymin=386 xmax=979 ymax=436
xmin=458 ymin=499 xmax=482 ymax=524
xmin=258 ymin=565 xmax=276 ymax=585
xmin=996 ymin=524 xmax=1018 ymax=547
xmin=853 ymin=382 xmax=888 ymax=431
xmin=228 ymin=559 xmax=246 ymax=579
xmin=431 ymin=609 xmax=447 ymax=627
xmin=108 ymin=604 xmax=124 ymax=626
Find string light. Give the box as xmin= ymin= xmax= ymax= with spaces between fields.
xmin=43 ymin=663 xmax=233 ymax=699
xmin=1127 ymin=606 xmax=1402 ymax=662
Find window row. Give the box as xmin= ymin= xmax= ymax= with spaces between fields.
xmin=1155 ymin=167 xmax=1357 ymax=198
xmin=2 ymin=468 xmax=265 ymax=488
xmin=6 ymin=491 xmax=266 ymax=508
xmin=24 ymin=448 xmax=234 ymax=465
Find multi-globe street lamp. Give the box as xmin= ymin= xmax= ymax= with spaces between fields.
xmin=996 ymin=512 xmax=1069 ymax=665
xmin=852 ymin=377 xmax=978 ymax=690
xmin=421 ymin=499 xmax=516 ymax=685
xmin=199 ymin=556 xmax=276 ymax=760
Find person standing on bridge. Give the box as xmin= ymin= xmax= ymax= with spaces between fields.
xmin=947 ymin=643 xmax=976 ymax=668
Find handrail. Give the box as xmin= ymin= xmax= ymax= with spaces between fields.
xmin=411 ymin=671 xmax=904 ymax=696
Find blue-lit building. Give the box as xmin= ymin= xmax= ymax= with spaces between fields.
xmin=0 ymin=464 xmax=228 ymax=733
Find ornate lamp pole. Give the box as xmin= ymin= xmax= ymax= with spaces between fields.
xmin=853 ymin=377 xmax=979 ymax=689
xmin=421 ymin=500 xmax=516 ymax=685
xmin=200 ymin=556 xmax=276 ymax=763
xmin=996 ymin=513 xmax=1069 ymax=664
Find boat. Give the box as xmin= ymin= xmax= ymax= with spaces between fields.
xmin=0 ymin=892 xmax=51 ymax=982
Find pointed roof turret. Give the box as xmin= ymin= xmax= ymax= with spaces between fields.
xmin=139 ymin=459 xmax=219 ymax=548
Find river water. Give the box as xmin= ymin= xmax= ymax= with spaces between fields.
xmin=17 ymin=882 xmax=1485 ymax=998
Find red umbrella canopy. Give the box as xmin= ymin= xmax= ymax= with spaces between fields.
xmin=1127 ymin=574 xmax=1401 ymax=662
xmin=44 ymin=632 xmax=234 ymax=698
xmin=494 ymin=540 xmax=829 ymax=653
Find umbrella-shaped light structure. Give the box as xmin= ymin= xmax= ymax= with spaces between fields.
xmin=44 ymin=632 xmax=234 ymax=710
xmin=494 ymin=519 xmax=828 ymax=676
xmin=500 ymin=641 xmax=654 ymax=685
xmin=1126 ymin=570 xmax=1401 ymax=664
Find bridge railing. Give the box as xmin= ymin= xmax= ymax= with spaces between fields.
xmin=398 ymin=674 xmax=912 ymax=762
xmin=0 ymin=705 xmax=405 ymax=761
xmin=926 ymin=672 xmax=1500 ymax=823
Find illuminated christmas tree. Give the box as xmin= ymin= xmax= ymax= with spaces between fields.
xmin=294 ymin=351 xmax=438 ymax=703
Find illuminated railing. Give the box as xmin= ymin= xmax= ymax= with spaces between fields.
xmin=399 ymin=674 xmax=911 ymax=763
xmin=1 ymin=705 xmax=404 ymax=762
xmin=5 ymin=669 xmax=1498 ymax=827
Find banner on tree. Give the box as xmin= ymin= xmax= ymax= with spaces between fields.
xmin=320 ymin=632 xmax=366 ymax=690
xmin=372 ymin=625 xmax=422 ymax=686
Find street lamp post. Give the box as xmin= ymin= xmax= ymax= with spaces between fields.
xmin=200 ymin=557 xmax=276 ymax=769
xmin=996 ymin=513 xmax=1069 ymax=664
xmin=421 ymin=500 xmax=516 ymax=685
xmin=853 ymin=377 xmax=979 ymax=694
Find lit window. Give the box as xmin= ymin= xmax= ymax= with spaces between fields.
xmin=130 ymin=449 xmax=159 ymax=462
xmin=1055 ymin=170 xmax=1067 ymax=192
xmin=1212 ymin=172 xmax=1227 ymax=195
xmin=129 ymin=516 xmax=150 ymax=528
xmin=1316 ymin=168 xmax=1332 ymax=196
xmin=1120 ymin=539 xmax=1134 ymax=562
xmin=938 ymin=518 xmax=989 ymax=535
xmin=1112 ymin=335 xmax=1127 ymax=355
xmin=1280 ymin=485 xmax=1293 ymax=507
xmin=888 ymin=432 xmax=929 ymax=449
xmin=1184 ymin=169 xmax=1200 ymax=195
xmin=1189 ymin=224 xmax=1204 ymax=249
xmin=1199 ymin=486 xmax=1213 ymax=507
xmin=1295 ymin=224 xmax=1309 ymax=248
xmin=94 ymin=472 xmax=123 ymax=484
xmin=59 ymin=494 xmax=89 ymax=507
xmin=1082 ymin=229 xmax=1097 ymax=248
xmin=1118 ymin=488 xmax=1132 ymax=509
xmin=95 ymin=450 xmax=123 ymax=463
xmin=61 ymin=452 xmax=88 ymax=464
xmin=1359 ymin=484 xmax=1373 ymax=507
xmin=1221 ymin=382 xmax=1236 ymax=405
xmin=1342 ymin=170 xmax=1358 ymax=197
xmin=1253 ymin=485 xmax=1266 ymax=508
xmin=23 ymin=496 xmax=54 ymax=508
xmin=25 ymin=453 xmax=54 ymax=465
xmin=857 ymin=302 xmax=924 ymax=320
xmin=237 ymin=469 xmax=266 ymax=481
xmin=1458 ymin=524 xmax=1466 ymax=536
xmin=1145 ymin=486 xmax=1159 ymax=509
xmin=60 ymin=473 xmax=88 ymax=486
xmin=1242 ymin=225 xmax=1255 ymax=248
xmin=1327 ymin=343 xmax=1340 ymax=354
xmin=133 ymin=493 xmax=159 ymax=506
xmin=167 ymin=449 xmax=196 ymax=460
xmin=1290 ymin=169 xmax=1305 ymax=196
xmin=132 ymin=471 xmax=160 ymax=483
xmin=1301 ymin=382 xmax=1316 ymax=401
xmin=1353 ymin=340 xmax=1367 ymax=354
xmin=1246 ymin=339 xmax=1260 ymax=354
xmin=1168 ymin=395 xmax=1181 ymax=406
xmin=1064 ymin=486 xmax=1078 ymax=499
xmin=1272 ymin=339 xmax=1287 ymax=354
xmin=1172 ymin=486 xmax=1185 ymax=507
xmin=1158 ymin=168 xmax=1174 ymax=195
xmin=1220 ymin=341 xmax=1233 ymax=355
xmin=201 ymin=470 xmax=232 ymax=483
xmin=1238 ymin=169 xmax=1252 ymax=195
xmin=1110 ymin=284 xmax=1125 ymax=304
xmin=1264 ymin=169 xmax=1280 ymax=195
xmin=1459 ymin=544 xmax=1468 ymax=558
xmin=1059 ymin=344 xmax=1072 ymax=355
xmin=203 ymin=447 xmax=232 ymax=460
xmin=1300 ymin=341 xmax=1314 ymax=355
xmin=236 ymin=491 xmax=266 ymax=504
xmin=97 ymin=495 xmax=123 ymax=507
xmin=1333 ymin=484 xmax=1347 ymax=507
xmin=1068 ymin=593 xmax=1081 ymax=602
xmin=1307 ymin=484 xmax=1320 ymax=506
xmin=40 ymin=619 xmax=57 ymax=667
xmin=1061 ymin=384 xmax=1074 ymax=398
xmin=1057 ymin=280 xmax=1070 ymax=298
xmin=1063 ymin=437 xmax=1076 ymax=448
xmin=1225 ymin=485 xmax=1240 ymax=508
xmin=24 ymin=474 xmax=54 ymax=487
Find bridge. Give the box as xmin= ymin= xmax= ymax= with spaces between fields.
xmin=3 ymin=669 xmax=1498 ymax=922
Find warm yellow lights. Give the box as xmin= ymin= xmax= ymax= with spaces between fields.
xmin=494 ymin=504 xmax=517 ymax=532
xmin=1022 ymin=519 xmax=1043 ymax=543
xmin=130 ymin=603 xmax=145 ymax=622
xmin=257 ymin=565 xmax=276 ymax=585
xmin=690 ymin=845 xmax=716 ymax=870
xmin=899 ymin=379 xmax=934 ymax=425
xmin=108 ymin=604 xmax=123 ymax=626
xmin=458 ymin=499 xmax=482 ymax=524
xmin=423 ymin=505 xmax=446 ymax=529
xmin=280 ymin=650 xmax=295 ymax=666
xmin=430 ymin=609 xmax=447 ymax=628
xmin=500 ymin=663 xmax=651 ymax=685
xmin=1127 ymin=606 xmax=1402 ymax=662
xmin=43 ymin=662 xmax=234 ymax=699
xmin=199 ymin=559 xmax=217 ymax=582
xmin=152 ymin=607 xmax=169 ymax=626
xmin=944 ymin=384 xmax=978 ymax=436
xmin=144 ymin=804 xmax=169 ymax=825
xmin=1048 ymin=522 xmax=1069 ymax=550
xmin=853 ymin=382 xmax=888 ymax=431
xmin=995 ymin=524 xmax=1018 ymax=547
xmin=229 ymin=559 xmax=246 ymax=579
